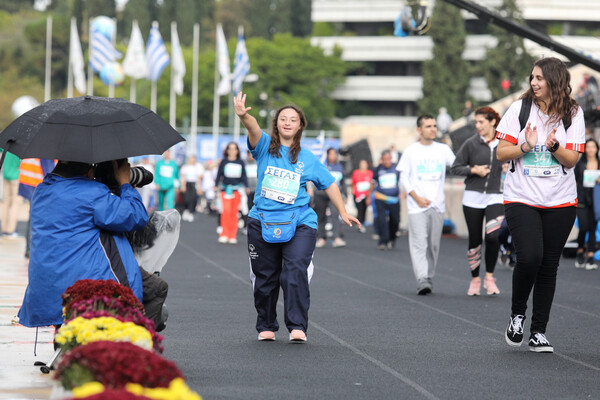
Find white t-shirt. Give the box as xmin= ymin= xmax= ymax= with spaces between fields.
xmin=181 ymin=163 xmax=205 ymax=184
xmin=397 ymin=141 xmax=456 ymax=214
xmin=496 ymin=100 xmax=585 ymax=208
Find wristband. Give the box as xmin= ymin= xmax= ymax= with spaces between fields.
xmin=547 ymin=142 xmax=559 ymax=153
xmin=520 ymin=143 xmax=530 ymax=153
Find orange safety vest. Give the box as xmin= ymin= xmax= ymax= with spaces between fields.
xmin=18 ymin=158 xmax=44 ymax=187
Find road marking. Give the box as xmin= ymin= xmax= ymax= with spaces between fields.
xmin=178 ymin=241 xmax=441 ymax=399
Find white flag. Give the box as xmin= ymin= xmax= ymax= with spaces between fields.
xmin=171 ymin=22 xmax=186 ymax=95
xmin=216 ymin=23 xmax=231 ymax=96
xmin=122 ymin=20 xmax=147 ymax=80
xmin=69 ymin=18 xmax=86 ymax=93
xmin=232 ymin=27 xmax=250 ymax=95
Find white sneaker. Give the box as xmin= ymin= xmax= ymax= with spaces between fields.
xmin=228 ymin=238 xmax=238 ymax=244
xmin=315 ymin=238 xmax=326 ymax=248
xmin=218 ymin=236 xmax=228 ymax=244
xmin=332 ymin=238 xmax=346 ymax=248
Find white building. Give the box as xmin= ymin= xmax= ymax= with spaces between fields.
xmin=311 ymin=0 xmax=600 ymax=129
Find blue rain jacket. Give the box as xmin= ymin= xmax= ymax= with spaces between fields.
xmin=18 ymin=174 xmax=148 ymax=327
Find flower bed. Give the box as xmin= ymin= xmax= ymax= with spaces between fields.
xmin=62 ymin=279 xmax=144 ymax=320
xmin=56 ymin=341 xmax=182 ymax=390
xmin=55 ymin=316 xmax=153 ymax=353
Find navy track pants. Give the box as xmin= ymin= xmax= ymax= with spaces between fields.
xmin=247 ymin=217 xmax=316 ymax=333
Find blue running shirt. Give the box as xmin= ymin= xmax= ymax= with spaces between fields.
xmin=249 ymin=132 xmax=335 ymax=228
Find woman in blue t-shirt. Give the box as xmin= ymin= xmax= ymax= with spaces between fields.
xmin=234 ymin=92 xmax=361 ymax=342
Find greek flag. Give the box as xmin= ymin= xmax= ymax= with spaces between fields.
xmin=232 ymin=28 xmax=250 ymax=95
xmin=89 ymin=17 xmax=122 ymax=73
xmin=146 ymin=22 xmax=170 ymax=82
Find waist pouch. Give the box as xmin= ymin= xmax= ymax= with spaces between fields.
xmin=257 ymin=205 xmax=309 ymax=243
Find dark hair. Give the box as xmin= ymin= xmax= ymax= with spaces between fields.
xmin=474 ymin=106 xmax=501 ymax=128
xmin=52 ymin=160 xmax=93 ymax=178
xmin=269 ymin=104 xmax=307 ymax=164
xmin=520 ymin=57 xmax=578 ymax=128
xmin=585 ymin=138 xmax=599 ymax=157
xmin=222 ymin=141 xmax=241 ymax=160
xmin=417 ymin=114 xmax=435 ymax=128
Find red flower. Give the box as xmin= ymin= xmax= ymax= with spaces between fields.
xmin=56 ymin=341 xmax=183 ymax=390
xmin=67 ymin=388 xmax=153 ymax=400
xmin=63 ymin=280 xmax=143 ymax=320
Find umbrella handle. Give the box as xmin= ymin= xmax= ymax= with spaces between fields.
xmin=0 ymin=139 xmax=13 ymax=173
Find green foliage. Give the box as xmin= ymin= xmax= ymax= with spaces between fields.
xmin=418 ymin=1 xmax=470 ymax=119
xmin=479 ymin=0 xmax=534 ymax=101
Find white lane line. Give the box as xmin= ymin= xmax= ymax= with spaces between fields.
xmin=340 ymin=246 xmax=600 ymax=318
xmin=178 ymin=241 xmax=441 ymax=399
xmin=317 ymin=266 xmax=600 ymax=372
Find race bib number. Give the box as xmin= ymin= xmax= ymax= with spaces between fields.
xmin=356 ymin=181 xmax=371 ymax=192
xmin=261 ymin=166 xmax=301 ymax=204
xmin=378 ymin=172 xmax=398 ymax=189
xmin=416 ymin=163 xmax=443 ymax=181
xmin=523 ymin=151 xmax=560 ymax=177
xmin=224 ymin=163 xmax=243 ymax=178
xmin=583 ymin=169 xmax=600 ymax=188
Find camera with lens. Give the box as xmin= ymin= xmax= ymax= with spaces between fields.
xmin=95 ymin=158 xmax=154 ymax=193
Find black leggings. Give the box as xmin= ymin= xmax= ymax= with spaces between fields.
xmin=463 ymin=204 xmax=504 ymax=277
xmin=354 ymin=197 xmax=367 ymax=224
xmin=576 ymin=206 xmax=596 ymax=253
xmin=505 ymin=203 xmax=575 ymax=334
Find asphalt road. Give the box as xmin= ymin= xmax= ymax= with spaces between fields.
xmin=161 ymin=213 xmax=600 ymax=400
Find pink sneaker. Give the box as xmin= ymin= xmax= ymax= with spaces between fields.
xmin=483 ymin=276 xmax=500 ymax=295
xmin=467 ymin=278 xmax=481 ymax=296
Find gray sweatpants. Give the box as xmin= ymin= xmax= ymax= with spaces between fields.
xmin=407 ymin=208 xmax=444 ymax=283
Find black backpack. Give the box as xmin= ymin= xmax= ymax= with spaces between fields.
xmin=509 ymin=97 xmax=572 ymax=173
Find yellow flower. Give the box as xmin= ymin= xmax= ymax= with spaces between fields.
xmin=72 ymin=381 xmax=105 ymax=398
xmin=55 ymin=316 xmax=153 ymax=350
xmin=126 ymin=378 xmax=202 ymax=400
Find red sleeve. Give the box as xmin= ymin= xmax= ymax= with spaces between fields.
xmin=496 ymin=131 xmax=518 ymax=144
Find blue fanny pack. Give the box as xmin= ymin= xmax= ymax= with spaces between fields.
xmin=257 ymin=205 xmax=309 ymax=243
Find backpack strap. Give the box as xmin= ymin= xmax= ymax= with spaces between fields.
xmin=518 ymin=97 xmax=532 ymax=133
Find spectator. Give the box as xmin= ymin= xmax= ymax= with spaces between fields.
xmin=436 ymin=107 xmax=453 ymax=138
xmin=1 ymin=148 xmax=22 ymax=238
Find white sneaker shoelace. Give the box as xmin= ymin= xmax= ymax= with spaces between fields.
xmin=531 ymin=332 xmax=550 ymax=345
xmin=511 ymin=315 xmax=524 ymax=334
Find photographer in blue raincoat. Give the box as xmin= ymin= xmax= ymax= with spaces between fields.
xmin=18 ymin=159 xmax=148 ymax=327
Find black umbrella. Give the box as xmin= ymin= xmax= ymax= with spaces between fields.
xmin=0 ymin=96 xmax=185 ymax=167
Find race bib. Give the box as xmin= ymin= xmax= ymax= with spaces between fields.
xmin=378 ymin=172 xmax=398 ymax=189
xmin=523 ymin=151 xmax=560 ymax=177
xmin=416 ymin=163 xmax=443 ymax=181
xmin=583 ymin=169 xmax=600 ymax=188
xmin=245 ymin=163 xmax=258 ymax=179
xmin=261 ymin=166 xmax=301 ymax=204
xmin=159 ymin=164 xmax=174 ymax=178
xmin=224 ymin=163 xmax=243 ymax=178
xmin=331 ymin=171 xmax=344 ymax=184
xmin=356 ymin=181 xmax=371 ymax=192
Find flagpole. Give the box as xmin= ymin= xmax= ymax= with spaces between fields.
xmin=44 ymin=16 xmax=52 ymax=102
xmin=130 ymin=79 xmax=136 ymax=102
xmin=67 ymin=17 xmax=74 ymax=98
xmin=108 ymin=17 xmax=116 ymax=98
xmin=88 ymin=18 xmax=94 ymax=95
xmin=212 ymin=24 xmax=222 ymax=161
xmin=151 ymin=81 xmax=157 ymax=112
xmin=190 ymin=23 xmax=199 ymax=157
xmin=169 ymin=22 xmax=177 ymax=128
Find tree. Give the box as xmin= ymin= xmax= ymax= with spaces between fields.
xmin=417 ymin=1 xmax=470 ymax=119
xmin=479 ymin=0 xmax=534 ymax=101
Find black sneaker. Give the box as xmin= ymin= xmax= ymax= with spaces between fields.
xmin=528 ymin=332 xmax=554 ymax=353
xmin=575 ymin=252 xmax=586 ymax=268
xmin=505 ymin=314 xmax=525 ymax=347
xmin=417 ymin=280 xmax=432 ymax=295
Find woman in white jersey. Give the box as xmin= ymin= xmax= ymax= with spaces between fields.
xmin=234 ymin=92 xmax=361 ymax=342
xmin=497 ymin=57 xmax=585 ymax=353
